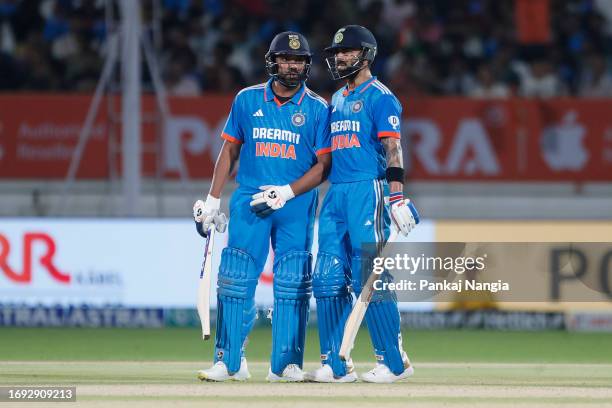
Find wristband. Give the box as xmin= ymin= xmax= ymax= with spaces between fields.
xmin=389 ymin=191 xmax=403 ymax=204
xmin=386 ymin=167 xmax=404 ymax=183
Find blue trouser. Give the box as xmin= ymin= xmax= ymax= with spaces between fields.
xmin=314 ymin=179 xmax=405 ymax=376
xmin=214 ymin=186 xmax=317 ymax=375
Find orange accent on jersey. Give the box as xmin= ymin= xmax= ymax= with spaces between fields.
xmin=297 ymin=90 xmax=306 ymax=105
xmin=359 ymin=78 xmax=376 ymax=93
xmin=316 ymin=147 xmax=332 ymax=155
xmin=255 ymin=142 xmax=297 ymax=160
xmin=221 ymin=132 xmax=242 ymax=144
xmin=378 ymin=131 xmax=401 ymax=139
xmin=331 ymin=134 xmax=361 ymax=151
xmin=273 ymin=96 xmax=283 ymax=107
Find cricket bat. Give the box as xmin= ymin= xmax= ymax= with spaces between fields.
xmin=197 ymin=227 xmax=215 ymax=340
xmin=339 ymin=228 xmax=399 ymax=361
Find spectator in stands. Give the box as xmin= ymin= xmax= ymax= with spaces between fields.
xmin=469 ymin=64 xmax=510 ymax=98
xmin=164 ymin=57 xmax=201 ymax=96
xmin=203 ymin=40 xmax=245 ymax=92
xmin=578 ymin=52 xmax=612 ymax=97
xmin=519 ymin=58 xmax=565 ymax=98
xmin=442 ymin=56 xmax=476 ymax=95
xmin=0 ymin=0 xmax=611 ymax=98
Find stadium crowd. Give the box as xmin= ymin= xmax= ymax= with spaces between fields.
xmin=0 ymin=0 xmax=611 ymax=97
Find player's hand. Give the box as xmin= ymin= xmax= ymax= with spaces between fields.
xmin=249 ymin=184 xmax=295 ymax=218
xmin=389 ymin=193 xmax=420 ymax=236
xmin=193 ymin=195 xmax=228 ymax=237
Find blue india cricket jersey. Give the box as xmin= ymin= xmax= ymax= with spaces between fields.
xmin=328 ymin=76 xmax=402 ymax=183
xmin=221 ymin=79 xmax=331 ymax=190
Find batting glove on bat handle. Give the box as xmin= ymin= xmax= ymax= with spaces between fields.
xmin=249 ymin=184 xmax=295 ymax=218
xmin=389 ymin=193 xmax=420 ymax=237
xmin=193 ymin=195 xmax=226 ymax=237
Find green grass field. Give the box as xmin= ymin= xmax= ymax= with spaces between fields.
xmin=1 ymin=328 xmax=612 ymax=407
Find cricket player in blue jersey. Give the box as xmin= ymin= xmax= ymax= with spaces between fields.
xmin=305 ymin=25 xmax=420 ymax=383
xmin=192 ymin=32 xmax=331 ymax=382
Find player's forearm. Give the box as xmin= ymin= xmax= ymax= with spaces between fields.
xmin=209 ymin=142 xmax=240 ymax=198
xmin=289 ymin=153 xmax=331 ymax=196
xmin=381 ymin=138 xmax=404 ymax=193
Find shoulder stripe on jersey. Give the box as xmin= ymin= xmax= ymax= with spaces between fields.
xmin=371 ymin=82 xmax=391 ymax=95
xmin=374 ymin=80 xmax=393 ymax=95
xmin=306 ymin=88 xmax=328 ymax=105
xmin=236 ymin=83 xmax=266 ymax=96
xmin=221 ymin=132 xmax=242 ymax=144
xmin=371 ymin=82 xmax=389 ymax=94
xmin=305 ymin=89 xmax=329 ymax=107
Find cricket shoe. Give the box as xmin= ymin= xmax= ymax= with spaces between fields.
xmin=304 ymin=361 xmax=358 ymax=383
xmin=197 ymin=358 xmax=251 ymax=382
xmin=266 ymin=364 xmax=306 ymax=382
xmin=361 ymin=352 xmax=414 ymax=383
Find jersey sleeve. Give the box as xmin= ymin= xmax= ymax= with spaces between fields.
xmin=221 ymin=95 xmax=243 ymax=144
xmin=372 ymin=94 xmax=402 ymax=139
xmin=314 ymin=105 xmax=332 ymax=156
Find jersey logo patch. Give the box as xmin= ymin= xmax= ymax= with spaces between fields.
xmin=388 ymin=115 xmax=400 ymax=129
xmin=292 ymin=112 xmax=305 ymax=127
xmin=253 ymin=109 xmax=264 ymax=117
xmin=352 ymin=100 xmax=363 ymax=113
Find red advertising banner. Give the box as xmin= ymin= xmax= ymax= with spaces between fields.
xmin=405 ymin=98 xmax=612 ymax=180
xmin=0 ymin=94 xmax=611 ymax=181
xmin=0 ymin=94 xmax=232 ymax=179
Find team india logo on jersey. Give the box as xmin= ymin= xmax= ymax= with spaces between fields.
xmin=292 ymin=112 xmax=306 ymax=127
xmin=352 ymin=100 xmax=363 ymax=113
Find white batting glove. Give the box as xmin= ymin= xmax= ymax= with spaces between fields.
xmin=389 ymin=192 xmax=420 ymax=236
xmin=249 ymin=184 xmax=295 ymax=218
xmin=193 ymin=194 xmax=227 ymax=237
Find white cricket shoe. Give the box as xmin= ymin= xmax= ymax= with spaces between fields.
xmin=197 ymin=358 xmax=251 ymax=382
xmin=361 ymin=353 xmax=414 ymax=383
xmin=266 ymin=364 xmax=306 ymax=382
xmin=304 ymin=361 xmax=358 ymax=383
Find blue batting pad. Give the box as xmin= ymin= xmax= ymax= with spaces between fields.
xmin=214 ymin=247 xmax=259 ymax=374
xmin=270 ymin=251 xmax=312 ymax=375
xmin=312 ymin=251 xmax=353 ymax=377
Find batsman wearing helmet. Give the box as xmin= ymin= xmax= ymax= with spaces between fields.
xmin=305 ymin=25 xmax=420 ymax=383
xmin=193 ymin=32 xmax=331 ymax=382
